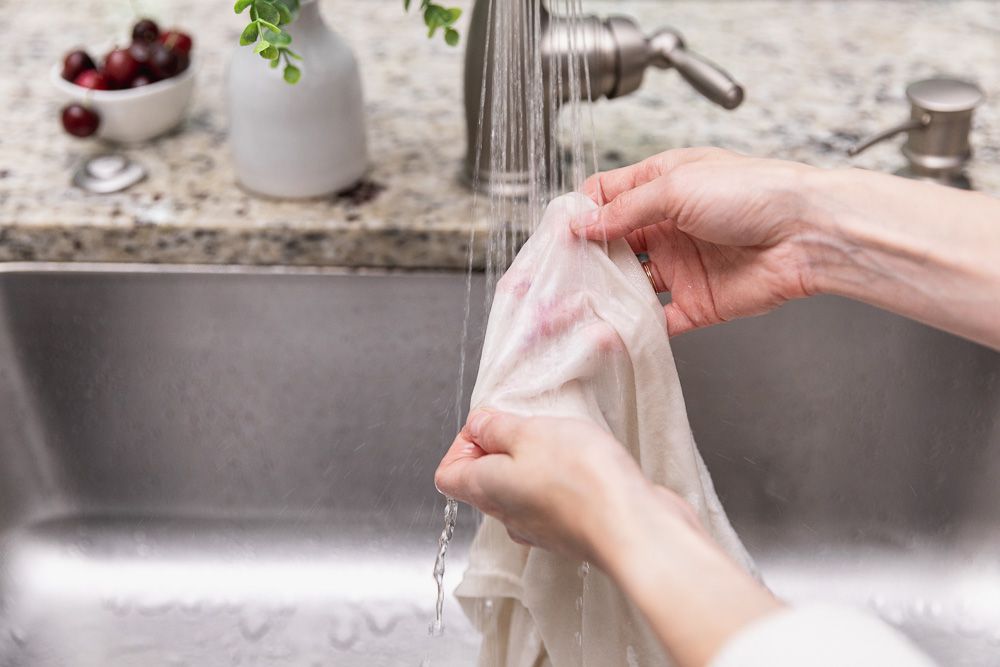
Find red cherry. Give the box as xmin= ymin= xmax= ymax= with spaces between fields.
xmin=158 ymin=30 xmax=193 ymax=56
xmin=62 ymin=50 xmax=96 ymax=82
xmin=104 ymin=48 xmax=140 ymax=88
xmin=130 ymin=74 xmax=153 ymax=88
xmin=128 ymin=41 xmax=153 ymax=68
xmin=149 ymin=43 xmax=181 ymax=80
xmin=61 ymin=104 xmax=100 ymax=138
xmin=73 ymin=69 xmax=110 ymax=90
xmin=132 ymin=18 xmax=160 ymax=43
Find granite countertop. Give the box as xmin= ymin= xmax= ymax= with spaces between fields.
xmin=1 ymin=0 xmax=999 ymax=269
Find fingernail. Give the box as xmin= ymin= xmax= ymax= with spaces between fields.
xmin=466 ymin=410 xmax=492 ymax=439
xmin=570 ymin=209 xmax=599 ymax=232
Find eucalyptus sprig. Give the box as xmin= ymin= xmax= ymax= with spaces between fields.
xmin=235 ymin=0 xmax=303 ymax=84
xmin=404 ymin=0 xmax=462 ymax=46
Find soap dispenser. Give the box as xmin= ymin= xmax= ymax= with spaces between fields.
xmin=848 ymin=77 xmax=984 ymax=189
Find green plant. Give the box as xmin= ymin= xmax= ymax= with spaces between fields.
xmin=235 ymin=0 xmax=303 ymax=83
xmin=404 ymin=0 xmax=462 ymax=47
xmin=234 ymin=0 xmax=462 ymax=84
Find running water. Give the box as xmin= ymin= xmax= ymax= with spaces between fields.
xmin=432 ymin=0 xmax=605 ymax=636
xmin=429 ymin=497 xmax=458 ymax=636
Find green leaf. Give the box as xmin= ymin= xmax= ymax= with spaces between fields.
xmin=253 ymin=39 xmax=272 ymax=54
xmin=283 ymin=64 xmax=301 ymax=84
xmin=260 ymin=45 xmax=279 ymax=59
xmin=239 ymin=22 xmax=259 ymax=45
xmin=447 ymin=7 xmax=462 ymax=23
xmin=264 ymin=28 xmax=291 ymax=46
xmin=270 ymin=58 xmax=280 ymax=68
xmin=284 ymin=48 xmax=303 ymax=60
xmin=403 ymin=0 xmax=412 ymax=10
xmin=254 ymin=0 xmax=281 ymax=25
xmin=445 ymin=27 xmax=459 ymax=46
xmin=275 ymin=3 xmax=292 ymax=25
xmin=258 ymin=19 xmax=282 ymax=33
xmin=234 ymin=0 xmax=253 ymax=13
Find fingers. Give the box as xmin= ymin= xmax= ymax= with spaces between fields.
xmin=463 ymin=409 xmax=527 ymax=456
xmin=575 ymin=147 xmax=733 ymax=241
xmin=433 ymin=432 xmax=487 ymax=503
xmin=575 ymin=176 xmax=678 ymax=241
xmin=579 ymin=147 xmax=724 ymax=206
xmin=435 ymin=409 xmax=528 ymax=507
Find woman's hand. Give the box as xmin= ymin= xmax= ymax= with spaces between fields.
xmin=435 ymin=408 xmax=782 ymax=667
xmin=434 ymin=409 xmax=691 ymax=566
xmin=574 ymin=148 xmax=819 ymax=336
xmin=574 ymin=147 xmax=1000 ymax=349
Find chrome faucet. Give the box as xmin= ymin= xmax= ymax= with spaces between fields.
xmin=463 ymin=0 xmax=745 ymax=196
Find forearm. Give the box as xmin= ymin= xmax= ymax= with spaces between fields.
xmin=802 ymin=168 xmax=1000 ymax=350
xmin=592 ymin=487 xmax=782 ymax=667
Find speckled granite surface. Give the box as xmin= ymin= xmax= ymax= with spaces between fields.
xmin=1 ymin=0 xmax=999 ymax=268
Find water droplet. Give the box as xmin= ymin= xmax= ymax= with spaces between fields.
xmin=577 ymin=561 xmax=590 ymax=578
xmin=329 ymin=617 xmax=360 ymax=650
xmin=626 ymin=645 xmax=640 ymax=667
xmin=239 ymin=612 xmax=272 ymax=642
xmin=9 ymin=628 xmax=26 ymax=647
xmin=574 ymin=630 xmax=583 ymax=646
xmin=575 ymin=596 xmax=583 ymax=612
xmin=883 ymin=606 xmax=905 ymax=625
xmin=102 ymin=596 xmax=131 ymax=616
xmin=365 ymin=609 xmax=402 ymax=637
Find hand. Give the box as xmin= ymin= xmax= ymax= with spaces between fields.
xmin=434 ymin=409 xmax=701 ymax=568
xmin=574 ymin=148 xmax=819 ymax=336
xmin=435 ymin=409 xmax=782 ymax=666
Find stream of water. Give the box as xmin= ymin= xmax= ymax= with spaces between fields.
xmin=432 ymin=0 xmax=603 ymax=638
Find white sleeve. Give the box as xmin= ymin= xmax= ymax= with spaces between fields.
xmin=710 ymin=604 xmax=937 ymax=667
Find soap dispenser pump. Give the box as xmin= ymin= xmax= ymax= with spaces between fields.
xmin=848 ymin=77 xmax=984 ymax=189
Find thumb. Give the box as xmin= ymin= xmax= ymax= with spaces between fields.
xmin=573 ymin=176 xmax=677 ymax=242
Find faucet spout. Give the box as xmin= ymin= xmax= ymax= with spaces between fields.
xmin=462 ymin=0 xmax=745 ymax=197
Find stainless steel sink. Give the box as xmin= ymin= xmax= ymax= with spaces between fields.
xmin=0 ymin=264 xmax=997 ymax=666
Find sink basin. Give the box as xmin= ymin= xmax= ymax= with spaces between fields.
xmin=0 ymin=264 xmax=997 ymax=666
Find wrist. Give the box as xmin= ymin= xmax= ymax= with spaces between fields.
xmin=592 ymin=483 xmax=783 ymax=667
xmin=789 ymin=165 xmax=864 ymax=298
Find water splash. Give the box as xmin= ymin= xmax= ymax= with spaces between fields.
xmin=429 ymin=498 xmax=459 ymax=636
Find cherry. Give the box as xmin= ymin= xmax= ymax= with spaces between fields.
xmin=158 ymin=30 xmax=193 ymax=56
xmin=130 ymin=74 xmax=153 ymax=88
xmin=62 ymin=50 xmax=96 ymax=82
xmin=149 ymin=43 xmax=181 ymax=79
xmin=104 ymin=48 xmax=140 ymax=88
xmin=61 ymin=104 xmax=100 ymax=138
xmin=73 ymin=69 xmax=110 ymax=90
xmin=132 ymin=18 xmax=160 ymax=43
xmin=128 ymin=41 xmax=153 ymax=69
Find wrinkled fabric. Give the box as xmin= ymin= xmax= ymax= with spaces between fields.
xmin=456 ymin=193 xmax=756 ymax=666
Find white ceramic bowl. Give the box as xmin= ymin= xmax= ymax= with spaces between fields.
xmin=51 ymin=60 xmax=196 ymax=144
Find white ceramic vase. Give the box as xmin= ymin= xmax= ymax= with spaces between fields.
xmin=227 ymin=0 xmax=368 ymax=198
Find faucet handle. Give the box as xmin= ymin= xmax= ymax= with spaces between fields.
xmin=605 ymin=19 xmax=744 ymax=109
xmin=648 ymin=29 xmax=744 ymax=109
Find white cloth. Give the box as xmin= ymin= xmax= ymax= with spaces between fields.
xmin=455 ymin=193 xmax=756 ymax=666
xmin=711 ymin=604 xmax=936 ymax=667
